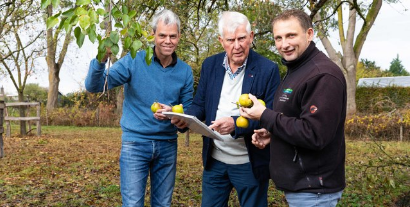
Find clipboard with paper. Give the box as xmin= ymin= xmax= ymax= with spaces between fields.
xmin=162 ymin=112 xmax=224 ymax=141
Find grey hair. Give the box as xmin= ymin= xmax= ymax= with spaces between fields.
xmin=151 ymin=9 xmax=181 ymax=33
xmin=218 ymin=11 xmax=251 ymax=38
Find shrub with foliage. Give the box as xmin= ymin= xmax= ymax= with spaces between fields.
xmin=42 ymin=90 xmax=120 ymax=127
xmin=345 ymin=109 xmax=410 ymax=141
xmin=42 ymin=103 xmax=119 ymax=127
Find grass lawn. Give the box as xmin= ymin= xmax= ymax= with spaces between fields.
xmin=0 ymin=126 xmax=409 ymax=206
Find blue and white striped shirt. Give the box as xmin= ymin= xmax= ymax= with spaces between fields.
xmin=222 ymin=54 xmax=248 ymax=80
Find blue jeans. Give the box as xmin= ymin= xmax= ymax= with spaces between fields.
xmin=201 ymin=158 xmax=269 ymax=207
xmin=119 ymin=139 xmax=178 ymax=207
xmin=285 ymin=190 xmax=343 ymax=207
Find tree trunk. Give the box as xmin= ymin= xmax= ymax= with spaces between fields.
xmin=185 ymin=130 xmax=190 ymax=147
xmin=45 ymin=4 xmax=71 ymax=112
xmin=116 ymin=86 xmax=123 ymax=116
xmin=346 ymin=65 xmax=357 ymax=117
xmin=313 ymin=0 xmax=382 ymax=117
xmin=18 ymin=92 xmax=27 ymax=136
xmin=47 ymin=63 xmax=60 ymax=110
xmin=45 ymin=5 xmax=57 ymax=112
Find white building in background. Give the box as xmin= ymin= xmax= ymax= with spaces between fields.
xmin=357 ymin=76 xmax=410 ymax=87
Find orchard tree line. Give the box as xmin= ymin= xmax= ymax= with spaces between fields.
xmin=0 ymin=0 xmax=407 ymax=116
xmin=14 ymin=55 xmax=407 ymax=109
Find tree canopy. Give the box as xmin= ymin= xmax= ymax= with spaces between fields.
xmin=0 ymin=0 xmax=403 ymax=116
xmin=388 ymin=54 xmax=409 ymax=76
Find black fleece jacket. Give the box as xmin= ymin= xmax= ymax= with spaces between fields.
xmin=260 ymin=42 xmax=347 ymax=193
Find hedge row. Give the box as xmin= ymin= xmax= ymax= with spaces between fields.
xmin=351 ymin=87 xmax=410 ymax=140
xmin=22 ymin=87 xmax=404 ymax=141
xmin=356 ymin=86 xmax=410 ymax=113
xmin=41 ymin=104 xmax=120 ymax=127
xmin=345 ymin=109 xmax=410 ymax=141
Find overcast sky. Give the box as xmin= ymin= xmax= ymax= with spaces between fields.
xmin=1 ymin=1 xmax=409 ymax=95
xmin=316 ymin=1 xmax=410 ymax=71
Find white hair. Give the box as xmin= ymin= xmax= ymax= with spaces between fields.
xmin=218 ymin=11 xmax=251 ymax=37
xmin=151 ymin=9 xmax=181 ymax=33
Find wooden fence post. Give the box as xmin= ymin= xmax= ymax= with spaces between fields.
xmin=36 ymin=103 xmax=41 ymax=136
xmin=185 ymin=130 xmax=190 ymax=147
xmin=399 ymin=116 xmax=403 ymax=142
xmin=0 ymin=100 xmax=4 ymax=158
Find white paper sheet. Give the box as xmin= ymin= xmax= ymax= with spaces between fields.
xmin=162 ymin=112 xmax=224 ymax=141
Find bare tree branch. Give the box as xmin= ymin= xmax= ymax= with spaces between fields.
xmin=353 ymin=0 xmax=382 ymax=58
xmin=312 ymin=1 xmax=347 ymax=23
xmin=207 ymin=0 xmax=217 ymax=13
xmin=0 ymin=30 xmax=44 ymax=62
xmin=312 ymin=0 xmax=366 ymax=25
xmin=309 ymin=0 xmax=330 ymax=19
xmin=57 ymin=27 xmax=72 ymax=68
xmin=0 ymin=0 xmax=14 ymax=10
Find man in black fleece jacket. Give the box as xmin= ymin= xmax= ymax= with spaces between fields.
xmin=240 ymin=9 xmax=346 ymax=207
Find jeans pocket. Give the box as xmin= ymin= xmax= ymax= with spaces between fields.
xmin=167 ymin=138 xmax=178 ymax=143
xmin=122 ymin=140 xmax=139 ymax=146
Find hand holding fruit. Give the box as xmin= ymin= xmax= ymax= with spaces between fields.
xmin=239 ymin=93 xmax=266 ymax=120
xmin=151 ymin=102 xmax=162 ymax=113
xmin=169 ymin=104 xmax=187 ymax=128
xmin=238 ymin=94 xmax=253 ymax=108
xmin=151 ymin=102 xmax=172 ymax=120
xmin=237 ymin=94 xmax=266 ymax=108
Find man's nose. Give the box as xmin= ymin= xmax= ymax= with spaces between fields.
xmin=281 ymin=38 xmax=290 ymax=48
xmin=165 ymin=36 xmax=171 ymax=43
xmin=234 ymin=39 xmax=240 ymax=49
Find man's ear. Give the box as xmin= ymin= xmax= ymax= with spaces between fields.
xmin=307 ymin=28 xmax=314 ymax=41
xmin=218 ymin=36 xmax=223 ymax=45
xmin=249 ymin=31 xmax=254 ymax=45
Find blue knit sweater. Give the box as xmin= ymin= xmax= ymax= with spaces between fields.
xmin=85 ymin=50 xmax=194 ymax=141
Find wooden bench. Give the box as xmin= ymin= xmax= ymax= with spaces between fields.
xmin=4 ymin=102 xmax=41 ymax=137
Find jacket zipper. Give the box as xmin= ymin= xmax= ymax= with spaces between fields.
xmin=293 ymin=147 xmax=312 ymax=187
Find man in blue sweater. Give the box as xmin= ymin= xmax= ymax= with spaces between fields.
xmin=85 ymin=9 xmax=193 ymax=207
xmin=172 ymin=11 xmax=280 ymax=206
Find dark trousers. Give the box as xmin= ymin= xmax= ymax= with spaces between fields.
xmin=201 ymin=157 xmax=269 ymax=207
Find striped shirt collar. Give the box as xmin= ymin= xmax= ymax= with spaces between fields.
xmin=222 ymin=53 xmax=248 ymax=80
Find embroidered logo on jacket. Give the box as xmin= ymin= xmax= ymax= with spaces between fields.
xmin=310 ymin=105 xmax=318 ymax=114
xmin=283 ymin=88 xmax=293 ymax=94
xmin=279 ymin=88 xmax=293 ymax=102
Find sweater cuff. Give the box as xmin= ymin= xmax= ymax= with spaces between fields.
xmin=92 ymin=58 xmax=106 ymax=69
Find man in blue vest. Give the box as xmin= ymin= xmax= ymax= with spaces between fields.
xmin=172 ymin=11 xmax=280 ymax=207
